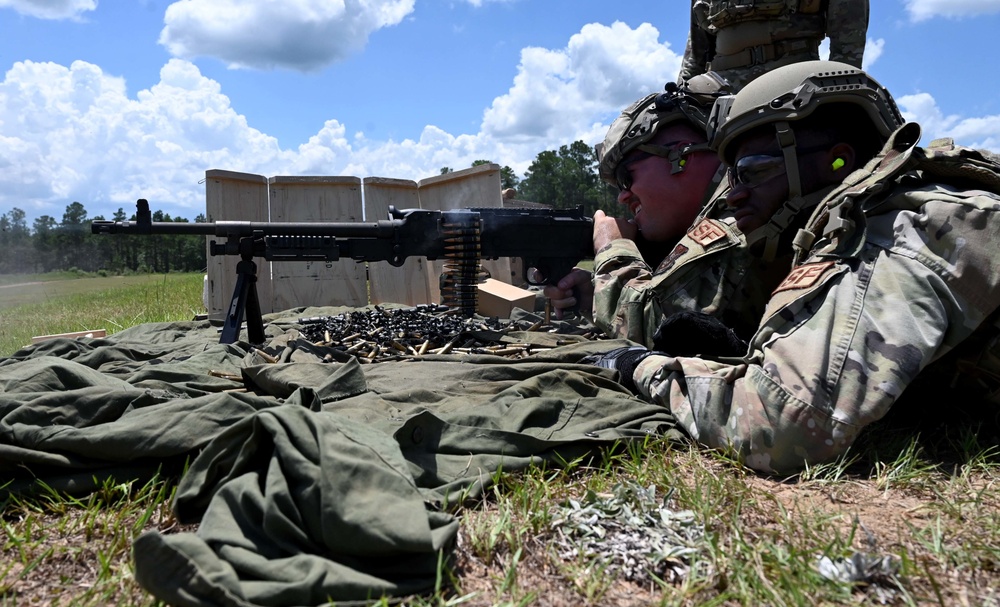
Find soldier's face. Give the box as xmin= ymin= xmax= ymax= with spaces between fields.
xmin=617 ymin=124 xmax=721 ymax=243
xmin=723 ymin=132 xmax=791 ymax=234
xmin=724 ymin=129 xmax=837 ymax=234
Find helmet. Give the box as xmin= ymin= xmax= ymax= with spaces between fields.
xmin=598 ymin=72 xmax=732 ymax=187
xmin=705 ymin=61 xmax=905 ymax=261
xmin=711 ymin=60 xmax=904 ymax=165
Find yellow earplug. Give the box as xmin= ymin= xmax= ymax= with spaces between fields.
xmin=680 ymin=158 xmax=686 ymax=167
xmin=832 ymin=158 xmax=846 ymax=171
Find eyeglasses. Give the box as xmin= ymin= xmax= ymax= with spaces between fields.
xmin=727 ymin=154 xmax=786 ymax=190
xmin=727 ymin=144 xmax=830 ymax=190
xmin=615 ymin=140 xmax=709 ymax=191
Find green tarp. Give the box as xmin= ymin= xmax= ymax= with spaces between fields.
xmin=0 ymin=307 xmax=680 ymax=606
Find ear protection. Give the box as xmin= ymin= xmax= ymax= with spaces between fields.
xmin=832 ymin=158 xmax=846 ymax=171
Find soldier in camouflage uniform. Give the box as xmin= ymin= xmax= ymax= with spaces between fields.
xmin=543 ymin=74 xmax=731 ymax=321
xmin=588 ymin=59 xmax=849 ymax=349
xmin=589 ymin=60 xmax=1000 ymax=473
xmin=679 ymin=0 xmax=869 ymax=89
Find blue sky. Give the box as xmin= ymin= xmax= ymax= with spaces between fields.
xmin=2 ymin=0 xmax=1000 ymax=225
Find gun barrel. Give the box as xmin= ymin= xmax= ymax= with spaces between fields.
xmin=91 ymin=217 xmax=397 ymax=238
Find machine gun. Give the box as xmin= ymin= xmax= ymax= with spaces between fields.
xmin=92 ymin=199 xmax=593 ymax=344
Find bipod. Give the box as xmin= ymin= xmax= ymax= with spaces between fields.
xmin=221 ymin=251 xmax=265 ymax=345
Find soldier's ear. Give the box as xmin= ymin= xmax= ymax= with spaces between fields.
xmin=825 ymin=143 xmax=856 ymax=181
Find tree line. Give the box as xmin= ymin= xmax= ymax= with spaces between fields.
xmin=2 ymin=140 xmax=622 ymax=275
xmin=0 ymin=202 xmax=206 ymax=275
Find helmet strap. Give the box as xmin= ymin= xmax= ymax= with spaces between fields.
xmin=745 ymin=186 xmax=836 ymax=262
xmin=744 ymin=121 xmax=804 ymax=261
xmin=774 ymin=121 xmax=803 ymax=198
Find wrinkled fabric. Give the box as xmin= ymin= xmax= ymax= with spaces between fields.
xmin=0 ymin=307 xmax=681 ymax=606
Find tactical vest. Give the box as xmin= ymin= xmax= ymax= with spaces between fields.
xmin=700 ymin=0 xmax=827 ymax=71
xmin=705 ymin=0 xmax=823 ymax=29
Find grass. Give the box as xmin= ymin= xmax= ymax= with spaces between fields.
xmin=0 ymin=272 xmax=205 ymax=357
xmin=2 ymin=273 xmax=999 ymax=606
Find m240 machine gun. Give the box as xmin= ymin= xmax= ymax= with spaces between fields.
xmin=92 ymin=199 xmax=594 ymax=344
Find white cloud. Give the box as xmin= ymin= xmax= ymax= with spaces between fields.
xmin=0 ymin=0 xmax=95 ymax=20
xmin=817 ymin=36 xmax=883 ymax=68
xmin=861 ymin=38 xmax=885 ymax=69
xmin=463 ymin=0 xmax=518 ymax=6
xmin=904 ymin=0 xmax=1000 ymax=22
xmin=159 ymin=0 xmax=416 ymax=71
xmin=481 ymin=21 xmax=680 ymax=143
xmin=0 ymin=59 xmax=284 ymax=219
xmin=898 ymin=92 xmax=1000 ymax=152
xmin=0 ymin=21 xmax=682 ymax=222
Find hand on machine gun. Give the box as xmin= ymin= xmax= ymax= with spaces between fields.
xmin=535 ymin=268 xmax=594 ymax=320
xmin=536 ymin=209 xmax=642 ymax=320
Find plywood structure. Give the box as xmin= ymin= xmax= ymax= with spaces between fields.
xmin=203 ymin=163 xmax=516 ymax=312
xmin=362 ymin=177 xmax=431 ymax=306
xmin=268 ymin=176 xmax=367 ymax=311
xmin=205 ymin=169 xmax=271 ymax=322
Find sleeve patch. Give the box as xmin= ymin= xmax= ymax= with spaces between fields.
xmin=688 ymin=219 xmax=729 ymax=246
xmin=655 ymin=243 xmax=689 ymax=274
xmin=772 ymin=261 xmax=837 ymax=295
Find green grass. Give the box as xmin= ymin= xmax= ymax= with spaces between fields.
xmin=0 ymin=272 xmax=205 ymax=357
xmin=2 ymin=273 xmax=999 ymax=606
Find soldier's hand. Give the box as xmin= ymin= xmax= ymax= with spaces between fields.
xmin=540 ymin=268 xmax=594 ymax=319
xmin=593 ymin=210 xmax=638 ymax=252
xmin=581 ymin=345 xmax=658 ymax=393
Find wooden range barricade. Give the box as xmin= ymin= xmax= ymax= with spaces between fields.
xmin=204 ymin=164 xmax=515 ymax=321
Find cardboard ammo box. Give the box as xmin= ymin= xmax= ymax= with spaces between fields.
xmin=477 ymin=278 xmax=537 ymax=317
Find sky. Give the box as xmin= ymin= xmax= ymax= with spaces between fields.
xmin=2 ymin=0 xmax=1000 ymax=225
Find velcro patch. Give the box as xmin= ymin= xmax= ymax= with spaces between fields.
xmin=772 ymin=261 xmax=837 ymax=295
xmin=688 ymin=219 xmax=728 ymax=247
xmin=654 ymin=243 xmax=689 ymax=275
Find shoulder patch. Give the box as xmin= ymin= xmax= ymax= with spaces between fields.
xmin=654 ymin=243 xmax=689 ymax=275
xmin=772 ymin=261 xmax=837 ymax=295
xmin=688 ymin=219 xmax=729 ymax=247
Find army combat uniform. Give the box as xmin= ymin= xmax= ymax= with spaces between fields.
xmin=629 ymin=124 xmax=1000 ymax=473
xmin=679 ymin=0 xmax=869 ymax=89
xmin=592 ymin=195 xmax=785 ymax=348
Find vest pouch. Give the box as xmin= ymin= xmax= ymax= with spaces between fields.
xmin=708 ymin=0 xmax=791 ymax=28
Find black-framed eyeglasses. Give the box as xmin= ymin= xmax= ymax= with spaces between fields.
xmin=614 ymin=140 xmax=711 ymax=191
xmin=727 ymin=144 xmax=830 ymax=190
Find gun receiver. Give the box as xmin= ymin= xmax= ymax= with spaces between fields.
xmin=92 ymin=199 xmax=593 ymax=344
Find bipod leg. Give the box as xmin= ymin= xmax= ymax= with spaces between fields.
xmin=221 ymin=257 xmax=265 ymax=344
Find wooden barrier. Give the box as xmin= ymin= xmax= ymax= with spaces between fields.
xmin=205 ymin=169 xmax=271 ymax=322
xmin=269 ymin=176 xmax=367 ymax=311
xmin=204 ymin=163 xmax=514 ymax=315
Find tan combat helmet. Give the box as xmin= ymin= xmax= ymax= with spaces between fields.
xmin=597 ymin=72 xmax=732 ymax=189
xmin=708 ymin=60 xmax=904 ymax=259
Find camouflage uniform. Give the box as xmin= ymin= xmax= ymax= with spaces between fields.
xmin=631 ymin=124 xmax=1000 ymax=473
xmin=592 ymin=195 xmax=781 ymax=348
xmin=591 ymin=75 xmax=753 ymax=345
xmin=678 ymin=0 xmax=869 ymax=89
